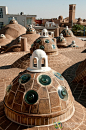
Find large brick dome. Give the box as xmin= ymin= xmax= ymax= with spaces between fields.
xmin=4 ymin=50 xmax=74 ymax=126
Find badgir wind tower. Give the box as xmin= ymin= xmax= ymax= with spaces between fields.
xmin=69 ymin=4 xmax=76 ymax=26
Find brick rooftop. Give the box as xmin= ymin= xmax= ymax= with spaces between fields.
xmin=0 ymin=47 xmax=85 ymax=130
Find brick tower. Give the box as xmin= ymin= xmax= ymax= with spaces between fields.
xmin=69 ymin=4 xmax=76 ymax=23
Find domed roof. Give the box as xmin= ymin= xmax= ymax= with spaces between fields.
xmin=83 ymin=19 xmax=86 ymax=22
xmin=30 ymin=29 xmax=58 ymax=54
xmin=9 ymin=17 xmax=18 ymax=24
xmin=4 ymin=50 xmax=74 ymax=126
xmin=26 ymin=25 xmax=36 ymax=34
xmin=77 ymin=18 xmax=83 ymax=24
xmin=0 ymin=20 xmax=26 ymax=47
xmin=0 ymin=21 xmax=26 ymax=40
xmin=58 ymin=15 xmax=63 ymax=20
xmin=61 ymin=26 xmax=74 ymax=37
xmin=65 ymin=36 xmax=85 ymax=47
xmin=78 ymin=18 xmax=82 ymax=22
xmin=57 ymin=33 xmax=67 ymax=47
xmin=4 ymin=32 xmax=40 ymax=53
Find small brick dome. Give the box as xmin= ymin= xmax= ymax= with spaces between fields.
xmin=26 ymin=25 xmax=36 ymax=34
xmin=61 ymin=26 xmax=73 ymax=37
xmin=58 ymin=15 xmax=63 ymax=21
xmin=4 ymin=50 xmax=74 ymax=126
xmin=78 ymin=18 xmax=82 ymax=22
xmin=9 ymin=17 xmax=18 ymax=24
xmin=30 ymin=29 xmax=58 ymax=54
xmin=57 ymin=33 xmax=67 ymax=47
xmin=77 ymin=18 xmax=83 ymax=24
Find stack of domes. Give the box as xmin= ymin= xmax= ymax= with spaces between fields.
xmin=11 ymin=29 xmax=73 ymax=73
xmin=0 ymin=17 xmax=26 ymax=53
xmin=0 ymin=17 xmax=26 ymax=44
xmin=5 ymin=25 xmax=40 ymax=53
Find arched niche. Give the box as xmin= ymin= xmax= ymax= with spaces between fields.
xmin=33 ymin=57 xmax=38 ymax=67
xmin=41 ymin=58 xmax=45 ymax=67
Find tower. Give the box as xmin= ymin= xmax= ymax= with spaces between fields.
xmin=69 ymin=4 xmax=76 ymax=23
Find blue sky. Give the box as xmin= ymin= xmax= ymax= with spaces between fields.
xmin=0 ymin=0 xmax=86 ymax=19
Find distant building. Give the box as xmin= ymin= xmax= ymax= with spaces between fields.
xmin=0 ymin=6 xmax=36 ymax=29
xmin=35 ymin=19 xmax=42 ymax=26
xmin=36 ymin=4 xmax=86 ymax=28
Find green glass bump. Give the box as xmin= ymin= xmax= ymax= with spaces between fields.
xmin=25 ymin=90 xmax=38 ymax=104
xmin=58 ymin=86 xmax=68 ymax=101
xmin=41 ymin=78 xmax=48 ymax=83
xmin=45 ymin=39 xmax=49 ymax=43
xmin=54 ymin=72 xmax=64 ymax=80
xmin=19 ymin=74 xmax=31 ymax=84
xmin=6 ymin=85 xmax=12 ymax=93
xmin=52 ymin=39 xmax=54 ymax=42
xmin=61 ymin=90 xmax=67 ymax=96
xmin=60 ymin=39 xmax=62 ymax=42
xmin=40 ymin=45 xmax=44 ymax=50
xmin=35 ymin=39 xmax=41 ymax=43
xmin=31 ymin=44 xmax=34 ymax=47
xmin=52 ymin=44 xmax=56 ymax=49
xmin=38 ymin=75 xmax=51 ymax=86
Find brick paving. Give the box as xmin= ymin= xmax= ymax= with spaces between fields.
xmin=0 ymin=52 xmax=28 ymax=66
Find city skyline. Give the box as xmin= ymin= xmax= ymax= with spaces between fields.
xmin=0 ymin=0 xmax=86 ymax=19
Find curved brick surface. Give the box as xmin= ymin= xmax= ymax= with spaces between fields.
xmin=0 ymin=101 xmax=86 ymax=130
xmin=65 ymin=36 xmax=86 ymax=47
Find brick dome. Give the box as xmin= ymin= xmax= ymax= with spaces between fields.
xmin=26 ymin=25 xmax=36 ymax=34
xmin=78 ymin=18 xmax=82 ymax=22
xmin=9 ymin=17 xmax=18 ymax=24
xmin=77 ymin=18 xmax=83 ymax=24
xmin=57 ymin=33 xmax=67 ymax=48
xmin=30 ymin=37 xmax=58 ymax=54
xmin=4 ymin=49 xmax=74 ymax=126
xmin=58 ymin=15 xmax=63 ymax=21
xmin=0 ymin=20 xmax=26 ymax=40
xmin=61 ymin=26 xmax=73 ymax=37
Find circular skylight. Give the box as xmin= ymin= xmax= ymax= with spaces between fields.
xmin=38 ymin=75 xmax=51 ymax=86
xmin=19 ymin=74 xmax=31 ymax=84
xmin=58 ymin=86 xmax=68 ymax=101
xmin=24 ymin=90 xmax=38 ymax=104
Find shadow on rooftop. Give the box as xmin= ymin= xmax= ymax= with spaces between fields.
xmin=62 ymin=61 xmax=81 ymax=85
xmin=62 ymin=61 xmax=86 ymax=108
xmin=0 ymin=65 xmax=11 ymax=69
xmin=81 ymin=49 xmax=86 ymax=53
